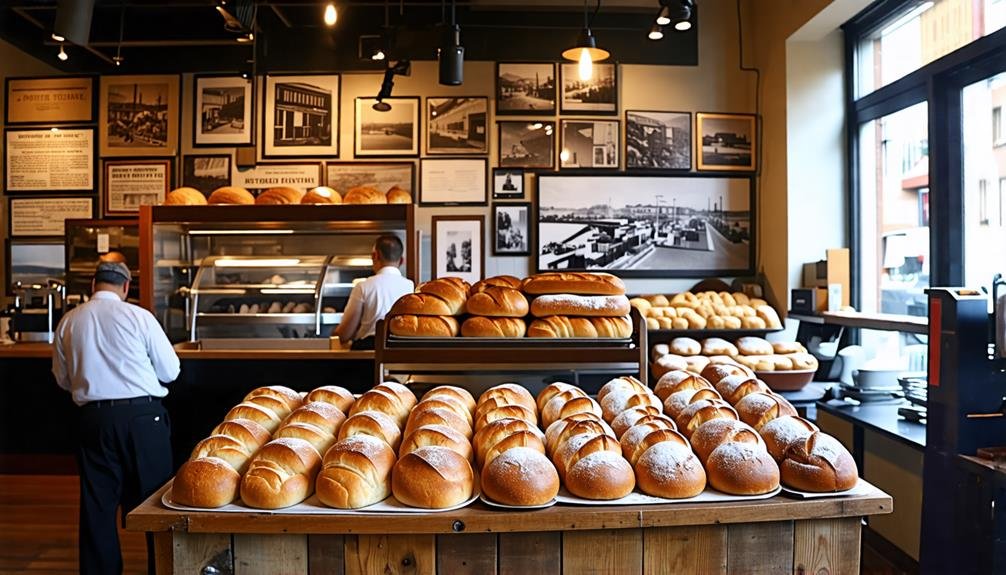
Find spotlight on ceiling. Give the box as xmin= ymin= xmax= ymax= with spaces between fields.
xmin=655 ymin=5 xmax=670 ymax=25
xmin=562 ymin=0 xmax=610 ymax=82
xmin=112 ymin=55 xmax=125 ymax=66
xmin=373 ymin=60 xmax=411 ymax=112
xmin=51 ymin=33 xmax=65 ymax=42
xmin=57 ymin=44 xmax=68 ymax=61
xmin=648 ymin=24 xmax=664 ymax=40
xmin=323 ymin=3 xmax=337 ymax=27
xmin=669 ymin=0 xmax=693 ymax=31
xmin=53 ymin=0 xmax=95 ymax=45
xmin=358 ymin=35 xmax=386 ymax=61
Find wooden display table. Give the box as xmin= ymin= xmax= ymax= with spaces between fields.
xmin=127 ymin=481 xmax=892 ymax=574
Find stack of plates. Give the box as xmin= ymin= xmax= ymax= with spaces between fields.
xmin=838 ymin=384 xmax=904 ymax=403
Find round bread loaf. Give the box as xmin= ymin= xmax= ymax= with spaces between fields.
xmin=164 ymin=187 xmax=208 ymax=205
xmin=684 ymin=356 xmax=711 ymax=374
xmin=399 ymin=424 xmax=473 ymax=462
xmin=474 ymin=405 xmax=537 ymax=431
xmin=338 ymin=411 xmax=402 ymax=451
xmin=600 ymin=390 xmax=661 ymax=423
xmin=651 ymin=354 xmax=689 ymax=380
xmin=539 ymin=388 xmax=588 ymax=423
xmin=780 ymin=432 xmax=858 ymax=492
xmin=171 ymin=457 xmax=242 ymax=508
xmin=240 ymin=437 xmax=323 ymax=509
xmin=689 ymin=419 xmax=764 ymax=465
xmin=564 ymin=450 xmax=635 ymax=500
xmin=343 ymin=186 xmax=388 ymax=204
xmin=705 ymin=442 xmax=780 ymax=495
xmin=675 ymin=399 xmax=738 ymax=438
xmin=422 ymin=386 xmax=476 ymax=414
xmin=662 ymin=388 xmax=722 ymax=420
xmin=700 ymin=363 xmax=754 ymax=384
xmin=619 ymin=419 xmax=676 ymax=461
xmin=787 ymin=352 xmax=819 ymax=371
xmin=416 ymin=280 xmax=469 ymax=315
xmin=549 ymin=419 xmax=616 ymax=461
xmin=405 ymin=406 xmax=473 ymax=439
xmin=245 ymin=385 xmax=303 ymax=411
xmin=634 ymin=439 xmax=706 ymax=499
xmin=224 ymin=402 xmax=283 ymax=433
xmin=543 ymin=415 xmax=611 ymax=455
xmin=466 ymin=286 xmax=529 ymax=317
xmin=734 ymin=392 xmax=798 ymax=431
xmin=669 ymin=337 xmax=701 ymax=356
xmin=520 ymin=272 xmax=626 ymax=296
xmin=416 ymin=397 xmax=473 ymax=427
xmin=284 ymin=401 xmax=347 ymax=435
xmin=461 ymin=316 xmax=527 ymax=338
xmin=772 ymin=341 xmax=806 ymax=355
xmin=245 ymin=394 xmax=294 ymax=419
xmin=536 ymin=382 xmax=580 ymax=413
xmin=759 ymin=416 xmax=819 ymax=462
xmin=386 ymin=186 xmax=412 ymax=204
xmin=736 ymin=336 xmax=774 ymax=356
xmin=388 ymin=314 xmax=460 ymax=337
xmin=610 ymin=405 xmax=662 ymax=438
xmin=273 ymin=422 xmax=337 ymax=456
xmin=481 ymin=447 xmax=559 ymax=506
xmin=474 ymin=418 xmax=544 ymax=467
xmin=302 ymin=186 xmax=342 ymax=204
xmin=542 ymin=395 xmax=601 ymax=429
xmin=556 ymin=433 xmax=621 ymax=478
xmin=479 ymin=384 xmax=536 ymax=414
xmin=654 ymin=370 xmax=714 ymax=402
xmin=483 ymin=430 xmax=546 ymax=469
xmin=650 ymin=343 xmax=671 ymax=362
xmin=597 ymin=376 xmax=648 ymax=405
xmin=256 ymin=186 xmax=304 ymax=204
xmin=624 ymin=427 xmax=687 ymax=467
xmin=304 ymin=385 xmax=355 ymax=414
xmin=317 ymin=435 xmax=396 ymax=509
xmin=208 ymin=186 xmax=254 ymax=205
xmin=529 ymin=294 xmax=631 ymax=318
xmin=474 ymin=395 xmax=526 ymax=424
xmin=210 ymin=418 xmax=271 ymax=451
xmin=471 ymin=275 xmax=522 ymax=294
xmin=349 ymin=389 xmax=410 ymax=426
xmin=701 ymin=337 xmax=739 ymax=357
xmin=392 ymin=446 xmax=474 ymax=508
xmin=715 ymin=374 xmax=771 ymax=405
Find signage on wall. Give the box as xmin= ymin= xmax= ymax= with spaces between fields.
xmin=232 ymin=163 xmax=321 ymax=193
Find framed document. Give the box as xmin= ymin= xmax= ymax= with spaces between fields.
xmin=99 ymin=75 xmax=180 ymax=157
xmin=193 ymin=75 xmax=254 ymax=147
xmin=325 ymin=162 xmax=415 ymax=201
xmin=232 ymin=162 xmax=321 ymax=194
xmin=103 ymin=159 xmax=172 ymax=216
xmin=5 ymin=76 xmax=95 ymax=124
xmin=4 ymin=128 xmax=95 ymax=193
xmin=9 ymin=197 xmax=94 ymax=237
xmin=263 ymin=74 xmax=340 ymax=158
xmin=419 ymin=158 xmax=487 ymax=206
xmin=432 ymin=215 xmax=485 ymax=285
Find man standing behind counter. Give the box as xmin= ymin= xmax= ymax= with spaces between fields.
xmin=335 ymin=234 xmax=414 ymax=350
xmin=52 ymin=261 xmax=180 ymax=574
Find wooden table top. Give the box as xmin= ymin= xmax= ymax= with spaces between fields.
xmin=0 ymin=342 xmax=52 ymax=359
xmin=126 ymin=480 xmax=892 ymax=535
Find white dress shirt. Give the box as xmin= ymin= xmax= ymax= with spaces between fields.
xmin=52 ymin=290 xmax=181 ymax=406
xmin=340 ymin=266 xmax=415 ymax=341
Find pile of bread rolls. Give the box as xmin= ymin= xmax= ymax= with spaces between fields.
xmin=630 ymin=291 xmax=782 ymax=331
xmin=463 ymin=276 xmax=530 ymax=337
xmin=388 ymin=277 xmax=469 ymax=337
xmin=524 ymin=273 xmax=632 ymax=338
xmin=476 ymin=384 xmax=559 ymax=506
xmin=652 ymin=336 xmax=819 ymax=380
xmin=162 ymin=183 xmax=412 ymax=206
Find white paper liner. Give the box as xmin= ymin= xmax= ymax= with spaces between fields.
xmin=554 ymin=485 xmax=782 ymax=506
xmin=781 ymin=479 xmax=870 ymax=499
xmin=479 ymin=494 xmax=557 ymax=510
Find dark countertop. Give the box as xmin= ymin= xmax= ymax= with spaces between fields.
xmin=816 ymin=400 xmax=926 ymax=450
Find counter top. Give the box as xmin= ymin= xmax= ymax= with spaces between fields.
xmin=0 ymin=342 xmax=52 ymax=359
xmin=173 ymin=342 xmax=373 ymax=360
xmin=816 ymin=400 xmax=926 ymax=449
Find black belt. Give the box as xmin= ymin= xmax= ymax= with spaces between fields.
xmin=84 ymin=396 xmax=160 ymax=408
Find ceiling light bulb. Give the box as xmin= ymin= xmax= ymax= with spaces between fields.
xmin=372 ymin=50 xmax=385 ymax=61
xmin=649 ymin=25 xmax=664 ymax=40
xmin=578 ymin=47 xmax=593 ymax=81
xmin=51 ymin=32 xmax=65 ymax=42
xmin=675 ymin=20 xmax=692 ymax=31
xmin=323 ymin=3 xmax=337 ymax=27
xmin=560 ymin=150 xmax=570 ymax=162
xmin=57 ymin=45 xmax=68 ymax=61
xmin=656 ymin=6 xmax=671 ymax=26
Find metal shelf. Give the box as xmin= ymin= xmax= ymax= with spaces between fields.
xmin=195 ymin=312 xmax=341 ymax=325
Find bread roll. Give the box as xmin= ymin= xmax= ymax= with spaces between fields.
xmin=304 ymin=386 xmax=355 ymax=414
xmin=375 ymin=381 xmax=417 ymax=412
xmin=555 ymin=433 xmax=621 ymax=479
xmin=187 ymin=434 xmax=256 ymax=475
xmin=256 ymin=187 xmax=304 ymax=205
xmin=481 ymin=447 xmax=559 ymax=506
xmin=529 ymin=294 xmax=630 ymax=318
xmin=736 ymin=355 xmax=776 ymax=372
xmin=208 ymin=186 xmax=255 ymax=205
xmin=736 ymin=336 xmax=774 ymax=356
xmin=316 ymin=435 xmax=396 ymax=509
xmin=343 ymin=186 xmax=387 ymax=204
xmin=675 ymin=399 xmax=738 ymax=438
xmin=543 ymin=416 xmax=611 ymax=455
xmin=619 ymin=419 xmax=676 ymax=460
xmin=623 ymin=427 xmax=687 ymax=467
xmin=735 ymin=392 xmax=798 ymax=431
xmin=210 ymin=418 xmax=271 ymax=451
xmin=600 ymin=390 xmax=661 ymax=423
xmin=225 ymin=402 xmax=283 ymax=433
xmin=527 ymin=316 xmax=596 ymax=338
xmin=597 ymin=376 xmax=648 ymax=405
xmin=787 ymin=352 xmax=819 ymax=371
xmin=654 ymin=371 xmax=714 ymax=402
xmin=349 ymin=389 xmax=410 ymax=427
xmin=240 ymin=438 xmax=323 ymax=509
xmin=652 ymin=354 xmax=689 ymax=379
xmin=171 ymin=457 xmax=243 ymax=508
xmin=284 ymin=401 xmax=347 ymax=435
xmin=662 ymin=388 xmax=722 ymax=420
xmin=542 ymin=395 xmax=602 ymax=429
xmin=705 ymin=442 xmax=780 ymax=495
xmin=760 ymin=416 xmax=819 ymax=462
xmin=245 ymin=394 xmax=294 ymax=419
xmin=245 ymin=385 xmax=303 ymax=411
xmin=564 ymin=450 xmax=635 ymax=500
xmin=466 ymin=286 xmax=529 ymax=317
xmin=634 ymin=439 xmax=707 ymax=499
xmin=701 ymin=338 xmax=739 ymax=357
xmin=715 ymin=375 xmax=771 ymax=405
xmin=302 ymin=186 xmax=341 ymax=204
xmin=772 ymin=341 xmax=806 ymax=355
xmin=416 ymin=280 xmax=468 ymax=315
xmin=273 ymin=423 xmax=337 ymax=456
xmin=164 ymin=187 xmax=207 ymax=205
xmin=392 ymin=446 xmax=474 ymax=508
xmin=700 ymin=363 xmax=755 ymax=385
xmin=461 ymin=316 xmax=526 ymax=338
xmin=391 ymin=293 xmax=461 ymax=317
xmin=479 ymin=384 xmax=537 ymax=414
xmin=483 ymin=430 xmax=546 ymax=470
xmin=388 ymin=314 xmax=460 ymax=337
xmin=756 ymin=305 xmax=782 ymax=329
xmin=338 ymin=411 xmax=402 ymax=451
xmin=590 ymin=316 xmax=633 ymax=338
xmin=521 ymin=272 xmax=626 ymax=295
xmin=422 ymin=386 xmax=476 ymax=414
xmin=474 ymin=418 xmax=545 ymax=467
xmin=780 ymin=432 xmax=857 ymax=492
xmin=385 ymin=186 xmax=412 ymax=204
xmin=650 ymin=343 xmax=671 ymax=362
xmin=689 ymin=419 xmax=764 ymax=465
xmin=610 ymin=405 xmax=662 ymax=438
xmin=474 ymin=405 xmax=537 ymax=431
xmin=536 ymin=382 xmax=580 ymax=413
xmin=537 ymin=388 xmax=586 ymax=422
xmin=399 ymin=424 xmax=473 ymax=462
xmin=669 ymin=337 xmax=701 ymax=356
xmin=405 ymin=406 xmax=473 ymax=440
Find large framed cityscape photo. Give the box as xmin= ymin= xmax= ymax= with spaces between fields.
xmin=263 ymin=74 xmax=340 ymax=158
xmin=98 ymin=75 xmax=180 ymax=157
xmin=535 ymin=174 xmax=755 ymax=278
xmin=193 ymin=75 xmax=253 ymax=147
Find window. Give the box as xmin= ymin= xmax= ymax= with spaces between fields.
xmin=994 ymin=106 xmax=1004 ymax=146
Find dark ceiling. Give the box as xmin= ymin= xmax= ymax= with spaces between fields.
xmin=0 ymin=1 xmax=698 ymax=74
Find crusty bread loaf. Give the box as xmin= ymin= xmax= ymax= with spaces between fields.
xmin=715 ymin=375 xmax=771 ymax=405
xmin=675 ymin=398 xmax=739 ymax=438
xmin=284 ymin=401 xmax=347 ymax=435
xmin=316 ymin=435 xmax=395 ymax=509
xmin=273 ymin=422 xmax=337 ymax=456
xmin=597 ymin=376 xmax=648 ymax=405
xmin=422 ymin=386 xmax=476 ymax=414
xmin=618 ymin=419 xmax=676 ymax=461
xmin=416 ymin=280 xmax=468 ymax=315
xmin=471 ymin=275 xmax=522 ymax=294
xmin=610 ymin=406 xmax=663 ymax=438
xmin=536 ymin=388 xmax=585 ymax=423
xmin=304 ymin=386 xmax=355 ymax=414
xmin=343 ymin=186 xmax=388 ymax=204
xmin=245 ymin=394 xmax=294 ymax=420
xmin=388 ymin=314 xmax=460 ymax=337
xmin=736 ymin=336 xmax=774 ymax=356
xmin=564 ymin=449 xmax=635 ymax=500
xmin=701 ymin=363 xmax=755 ymax=385
xmin=662 ymin=387 xmax=722 ymax=420
xmin=689 ymin=418 xmax=764 ymax=465
xmin=239 ymin=437 xmax=323 ymax=509
xmin=735 ymin=392 xmax=798 ymax=431
xmin=466 ymin=287 xmax=529 ymax=318
xmin=187 ymin=435 xmax=256 ymax=474
xmin=338 ymin=411 xmax=402 ymax=451
xmin=756 ymin=305 xmax=782 ymax=329
xmin=651 ymin=354 xmax=689 ymax=380
xmin=544 ymin=416 xmax=612 ymax=456
xmin=701 ymin=338 xmax=739 ymax=357
xmin=634 ymin=438 xmax=706 ymax=499
xmin=302 ymin=186 xmax=341 ymax=204
xmin=478 ymin=384 xmax=537 ymax=414
xmin=529 ymin=294 xmax=630 ymax=318
xmin=390 ymin=293 xmax=460 ymax=317
xmin=474 ymin=405 xmax=537 ymax=431
xmin=527 ymin=315 xmax=596 ymax=338
xmin=706 ymin=442 xmax=780 ymax=495
xmin=669 ymin=337 xmax=701 ymax=356
xmin=256 ymin=187 xmax=304 ymax=205
xmin=482 ymin=430 xmax=546 ymax=469
xmin=780 ymin=432 xmax=857 ymax=492
xmin=164 ymin=187 xmax=207 ymax=205
xmin=521 ymin=272 xmax=626 ymax=295
xmin=208 ymin=186 xmax=255 ymax=205
xmin=392 ymin=446 xmax=474 ymax=508
xmin=399 ymin=424 xmax=473 ymax=462
xmin=555 ymin=433 xmax=621 ymax=479
xmin=623 ymin=427 xmax=687 ymax=467
xmin=772 ymin=341 xmax=807 ymax=355
xmin=385 ymin=186 xmax=411 ymax=204
xmin=542 ymin=395 xmax=602 ymax=429
xmin=599 ymin=390 xmax=661 ymax=423
xmin=404 ymin=405 xmax=473 ymax=440
xmin=210 ymin=418 xmax=271 ymax=451
xmin=760 ymin=416 xmax=819 ymax=462
xmin=684 ymin=355 xmax=711 ymax=374
xmin=171 ymin=457 xmax=243 ymax=508
xmin=654 ymin=371 xmax=714 ymax=402
xmin=787 ymin=352 xmax=819 ymax=371
xmin=375 ymin=381 xmax=417 ymax=413
xmin=461 ymin=316 xmax=527 ymax=338
xmin=224 ymin=402 xmax=283 ymax=433
xmin=349 ymin=389 xmax=410 ymax=427
xmin=536 ymin=381 xmax=580 ymax=413
xmin=244 ymin=386 xmax=303 ymax=412
xmin=481 ymin=447 xmax=559 ymax=506
xmin=589 ymin=316 xmax=633 ymax=338
xmin=475 ymin=418 xmax=545 ymax=467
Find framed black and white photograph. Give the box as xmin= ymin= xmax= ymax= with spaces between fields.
xmin=182 ymin=155 xmax=231 ymax=196
xmin=560 ymin=62 xmax=617 ymax=115
xmin=493 ymin=202 xmax=531 ymax=256
xmin=496 ymin=62 xmax=556 ymax=115
xmin=427 ymin=97 xmax=488 ymax=154
xmin=625 ymin=110 xmax=691 ymax=170
xmin=498 ymin=121 xmax=554 ymax=169
xmin=536 ymin=174 xmax=754 ymax=277
xmin=6 ymin=240 xmax=65 ymax=295
xmin=263 ymin=74 xmax=340 ymax=158
xmin=492 ymin=168 xmax=524 ymax=199
xmin=99 ymin=75 xmax=180 ymax=157
xmin=355 ymin=97 xmax=420 ymax=157
xmin=432 ymin=215 xmax=485 ymax=285
xmin=420 ymin=158 xmax=487 ymax=206
xmin=194 ymin=75 xmax=253 ymax=147
xmin=560 ymin=120 xmax=619 ymax=169
xmin=326 ymin=162 xmax=415 ymax=200
xmin=696 ymin=113 xmax=757 ymax=172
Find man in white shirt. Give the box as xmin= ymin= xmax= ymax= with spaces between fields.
xmin=52 ymin=261 xmax=180 ymax=575
xmin=334 ymin=235 xmax=414 ymax=350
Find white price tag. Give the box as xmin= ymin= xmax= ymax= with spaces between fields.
xmin=97 ymin=233 xmax=109 ymax=254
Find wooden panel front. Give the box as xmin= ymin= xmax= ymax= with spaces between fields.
xmin=234 ymin=533 xmax=308 ymax=574
xmin=344 ymin=534 xmax=436 ymax=575
xmin=726 ymin=521 xmax=795 ymax=574
xmin=793 ymin=518 xmax=862 ymax=575
xmin=499 ymin=532 xmax=560 ymax=575
xmin=436 ymin=533 xmax=497 ymax=575
xmin=643 ymin=525 xmax=727 ymax=574
xmin=562 ymin=528 xmax=643 ymax=574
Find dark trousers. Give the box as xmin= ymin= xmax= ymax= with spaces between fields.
xmin=76 ymin=400 xmax=172 ymax=575
xmin=351 ymin=336 xmax=376 ymax=350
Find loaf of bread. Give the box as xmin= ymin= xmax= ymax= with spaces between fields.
xmin=348 ymin=390 xmax=410 ymax=427
xmin=544 ymin=416 xmax=614 ymax=456
xmin=651 ymin=354 xmax=688 ymax=379
xmin=224 ymin=402 xmax=283 ymax=433
xmin=482 ymin=430 xmax=546 ymax=470
xmin=631 ymin=429 xmax=706 ymax=499
xmin=689 ymin=418 xmax=764 ymax=465
xmin=284 ymin=401 xmax=347 ymax=435
xmin=256 ymin=187 xmax=304 ymax=205
xmin=211 ymin=418 xmax=271 ymax=450
xmin=338 ymin=411 xmax=403 ymax=451
xmin=554 ymin=432 xmax=621 ymax=478
xmin=245 ymin=386 xmax=303 ymax=412
xmin=654 ymin=370 xmax=714 ymax=402
xmin=464 ymin=286 xmax=528 ymax=318
xmin=780 ymin=432 xmax=857 ymax=492
xmin=735 ymin=392 xmax=798 ymax=431
xmin=316 ymin=435 xmax=395 ymax=509
xmin=475 ymin=418 xmax=545 ymax=468
xmin=304 ymin=386 xmax=355 ymax=414
xmin=474 ymin=405 xmax=537 ymax=431
xmin=610 ymin=405 xmax=662 ymax=438
xmin=527 ymin=315 xmax=631 ymax=338
xmin=536 ymin=382 xmax=580 ymax=413
xmin=171 ymin=419 xmax=270 ymax=508
xmin=302 ymin=186 xmax=341 ymax=204
xmin=736 ymin=336 xmax=774 ymax=356
xmin=423 ymin=386 xmax=476 ymax=414
xmin=521 ymin=272 xmax=626 ymax=295
xmin=416 ymin=280 xmax=469 ymax=315
xmin=392 ymin=446 xmax=474 ymax=508
xmin=239 ymin=437 xmax=322 ymax=509
xmin=245 ymin=394 xmax=294 ymax=420
xmin=461 ymin=316 xmax=526 ymax=338
xmin=481 ymin=447 xmax=559 ymax=506
xmin=563 ymin=446 xmax=635 ymax=500
xmin=599 ymin=390 xmax=661 ymax=423
xmin=618 ymin=417 xmax=676 ymax=459
xmin=529 ymin=294 xmax=630 ymax=318
xmin=542 ymin=395 xmax=602 ymax=429
xmin=700 ymin=363 xmax=755 ymax=385
xmin=705 ymin=442 xmax=780 ymax=495
xmin=385 ymin=186 xmax=412 ymax=204
xmin=471 ymin=275 xmax=522 ymax=294
xmin=662 ymin=388 xmax=722 ymax=420
xmin=391 ymin=293 xmax=461 ymax=317
xmin=701 ymin=338 xmax=739 ymax=357
xmin=399 ymin=424 xmax=472 ymax=463
xmin=343 ymin=186 xmax=388 ymax=204
xmin=669 ymin=337 xmax=701 ymax=356
xmin=756 ymin=305 xmax=783 ymax=329
xmin=760 ymin=416 xmax=819 ymax=462
xmin=714 ymin=374 xmax=770 ymax=405
xmin=772 ymin=341 xmax=807 ymax=355
xmin=272 ymin=422 xmax=337 ymax=456
xmin=675 ymin=398 xmax=739 ymax=438
xmin=479 ymin=384 xmax=537 ymax=414
xmin=684 ymin=355 xmax=711 ymax=374
xmin=208 ymin=186 xmax=255 ymax=205
xmin=164 ymin=187 xmax=208 ymax=205
xmin=404 ymin=406 xmax=473 ymax=440
xmin=388 ymin=314 xmax=460 ymax=337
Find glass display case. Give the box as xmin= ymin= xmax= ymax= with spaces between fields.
xmin=64 ymin=219 xmax=140 ymax=303
xmin=140 ymin=205 xmax=415 ymax=343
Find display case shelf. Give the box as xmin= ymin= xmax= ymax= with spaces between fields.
xmin=194 ymin=312 xmax=342 ymax=325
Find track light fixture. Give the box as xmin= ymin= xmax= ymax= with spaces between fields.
xmin=53 ymin=0 xmax=95 ymax=45
xmin=655 ymin=5 xmax=670 ymax=25
xmin=57 ymin=44 xmax=68 ymax=61
xmin=671 ymin=0 xmax=693 ymax=31
xmin=373 ymin=60 xmax=411 ymax=112
xmin=562 ymin=0 xmax=609 ymax=82
xmin=648 ymin=24 xmax=664 ymax=40
xmin=438 ymin=0 xmax=464 ymax=86
xmin=51 ymin=32 xmax=65 ymax=42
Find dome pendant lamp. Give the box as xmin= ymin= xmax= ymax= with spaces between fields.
xmin=562 ymin=0 xmax=609 ymax=82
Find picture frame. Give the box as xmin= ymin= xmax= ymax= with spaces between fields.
xmin=625 ymin=110 xmax=692 ymax=171
xmin=99 ymin=74 xmax=180 ymax=157
xmin=493 ymin=202 xmax=531 ymax=256
xmin=4 ymin=127 xmax=95 ymax=193
xmin=492 ymin=168 xmax=525 ymax=199
xmin=495 ymin=62 xmax=556 ymax=116
xmin=8 ymin=196 xmax=94 ymax=237
xmin=431 ymin=215 xmax=485 ymax=285
xmin=560 ymin=119 xmax=620 ymax=169
xmin=5 ymin=239 xmax=66 ymax=295
xmin=419 ymin=158 xmax=488 ymax=206
xmin=498 ymin=121 xmax=555 ymax=169
xmin=559 ymin=62 xmax=618 ymax=115
xmin=103 ymin=158 xmax=173 ymax=216
xmin=426 ymin=96 xmax=488 ymax=155
xmin=181 ymin=154 xmax=232 ymax=197
xmin=263 ymin=74 xmax=340 ymax=158
xmin=325 ymin=162 xmax=415 ymax=202
xmin=193 ymin=75 xmax=254 ymax=147
xmin=355 ymin=97 xmax=420 ymax=157
xmin=696 ymin=112 xmax=757 ymax=172
xmin=535 ymin=173 xmax=755 ymax=278
xmin=5 ymin=76 xmax=95 ymax=125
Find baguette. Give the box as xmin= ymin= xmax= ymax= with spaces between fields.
xmin=521 ymin=272 xmax=626 ymax=295
xmin=390 ymin=293 xmax=461 ymax=317
xmin=466 ymin=287 xmax=529 ymax=317
xmin=470 ymin=275 xmax=522 ymax=294
xmin=388 ymin=315 xmax=459 ymax=337
xmin=461 ymin=316 xmax=527 ymax=338
xmin=416 ymin=280 xmax=468 ymax=315
xmin=529 ymin=294 xmax=630 ymax=318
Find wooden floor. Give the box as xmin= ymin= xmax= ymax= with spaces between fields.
xmin=0 ymin=475 xmax=148 ymax=575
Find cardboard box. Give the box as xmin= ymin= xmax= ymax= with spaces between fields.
xmin=801 ymin=248 xmax=850 ymax=308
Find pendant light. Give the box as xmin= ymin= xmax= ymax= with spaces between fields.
xmin=562 ymin=0 xmax=609 ymax=82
